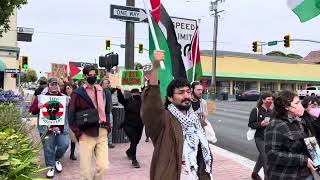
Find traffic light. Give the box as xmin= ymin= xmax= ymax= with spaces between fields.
xmin=21 ymin=56 xmax=29 ymax=69
xmin=284 ymin=34 xmax=290 ymax=48
xmin=252 ymin=41 xmax=258 ymax=52
xmin=99 ymin=52 xmax=119 ymax=71
xmin=106 ymin=40 xmax=111 ymax=50
xmin=138 ymin=44 xmax=143 ymax=54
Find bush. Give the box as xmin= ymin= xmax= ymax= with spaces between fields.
xmin=0 ymin=104 xmax=46 ymax=179
xmin=0 ymin=129 xmax=46 ymax=180
xmin=0 ymin=103 xmax=24 ymax=133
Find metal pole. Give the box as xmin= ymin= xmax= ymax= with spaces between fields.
xmin=211 ymin=5 xmax=218 ymax=100
xmin=125 ymin=0 xmax=135 ymax=70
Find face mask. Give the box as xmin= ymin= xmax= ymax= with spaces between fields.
xmin=87 ymin=76 xmax=97 ymax=85
xmin=265 ymin=101 xmax=273 ymax=109
xmin=308 ymin=108 xmax=320 ymax=118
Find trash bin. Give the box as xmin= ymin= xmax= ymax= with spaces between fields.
xmin=112 ymin=106 xmax=129 ymax=143
xmin=222 ymin=93 xmax=228 ymax=100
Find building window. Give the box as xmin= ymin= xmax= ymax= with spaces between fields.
xmin=261 ymin=82 xmax=274 ymax=92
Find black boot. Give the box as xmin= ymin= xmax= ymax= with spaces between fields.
xmin=132 ymin=159 xmax=140 ymax=168
xmin=70 ymin=142 xmax=77 ymax=160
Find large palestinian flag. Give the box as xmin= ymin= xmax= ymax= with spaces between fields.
xmin=149 ymin=0 xmax=187 ymax=97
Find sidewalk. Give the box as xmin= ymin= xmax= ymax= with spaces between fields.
xmin=37 ymin=134 xmax=255 ymax=180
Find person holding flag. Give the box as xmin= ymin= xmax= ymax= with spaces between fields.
xmin=142 ymin=50 xmax=213 ymax=180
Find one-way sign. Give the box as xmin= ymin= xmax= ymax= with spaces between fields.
xmin=5 ymin=68 xmax=20 ymax=74
xmin=110 ymin=4 xmax=148 ymax=23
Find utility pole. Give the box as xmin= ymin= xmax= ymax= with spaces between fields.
xmin=210 ymin=0 xmax=224 ymax=100
xmin=125 ymin=0 xmax=135 ymax=70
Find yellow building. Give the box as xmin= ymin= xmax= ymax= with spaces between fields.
xmin=200 ymin=50 xmax=320 ymax=96
xmin=0 ymin=10 xmax=20 ymax=90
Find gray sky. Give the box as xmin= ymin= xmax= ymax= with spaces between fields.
xmin=17 ymin=0 xmax=320 ymax=74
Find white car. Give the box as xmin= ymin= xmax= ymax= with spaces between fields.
xmin=297 ymin=86 xmax=320 ymax=98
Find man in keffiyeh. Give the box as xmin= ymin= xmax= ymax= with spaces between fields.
xmin=141 ymin=50 xmax=213 ymax=180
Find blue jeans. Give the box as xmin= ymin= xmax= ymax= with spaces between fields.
xmin=41 ymin=133 xmax=69 ymax=167
xmin=306 ymin=175 xmax=313 ymax=180
xmin=108 ymin=113 xmax=113 ymax=145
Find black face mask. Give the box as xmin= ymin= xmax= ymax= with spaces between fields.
xmin=87 ymin=76 xmax=97 ymax=85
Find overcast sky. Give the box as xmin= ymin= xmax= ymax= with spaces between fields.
xmin=17 ymin=0 xmax=320 ymax=73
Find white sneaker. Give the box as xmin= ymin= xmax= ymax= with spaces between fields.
xmin=46 ymin=168 xmax=55 ymax=179
xmin=55 ymin=161 xmax=63 ymax=172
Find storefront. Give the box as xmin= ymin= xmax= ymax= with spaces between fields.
xmin=199 ymin=50 xmax=320 ymax=96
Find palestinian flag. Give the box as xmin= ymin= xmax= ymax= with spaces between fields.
xmin=288 ymin=0 xmax=320 ymax=22
xmin=42 ymin=100 xmax=64 ymax=120
xmin=187 ymin=26 xmax=202 ymax=82
xmin=149 ymin=0 xmax=187 ymax=97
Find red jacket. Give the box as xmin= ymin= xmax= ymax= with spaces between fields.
xmin=68 ymin=87 xmax=110 ymax=140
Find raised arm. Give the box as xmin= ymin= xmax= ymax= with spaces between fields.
xmin=141 ymin=50 xmax=166 ymax=141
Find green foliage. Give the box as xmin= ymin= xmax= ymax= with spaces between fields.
xmin=0 ymin=104 xmax=46 ymax=179
xmin=0 ymin=129 xmax=45 ymax=180
xmin=0 ymin=103 xmax=23 ymax=133
xmin=0 ymin=0 xmax=28 ymax=37
xmin=266 ymin=51 xmax=303 ymax=59
xmin=21 ymin=69 xmax=38 ymax=83
xmin=286 ymin=53 xmax=303 ymax=59
xmin=266 ymin=51 xmax=287 ymax=57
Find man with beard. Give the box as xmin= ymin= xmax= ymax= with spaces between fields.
xmin=191 ymin=82 xmax=207 ymax=123
xmin=141 ymin=50 xmax=213 ymax=180
xmin=29 ymin=78 xmax=69 ymax=178
xmin=116 ymin=87 xmax=143 ymax=168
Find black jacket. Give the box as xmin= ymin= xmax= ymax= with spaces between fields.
xmin=117 ymin=89 xmax=143 ymax=129
xmin=302 ymin=111 xmax=320 ymax=141
xmin=248 ymin=106 xmax=272 ymax=139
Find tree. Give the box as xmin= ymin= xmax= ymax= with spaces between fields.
xmin=0 ymin=0 xmax=27 ymax=37
xmin=21 ymin=69 xmax=37 ymax=83
xmin=286 ymin=53 xmax=303 ymax=59
xmin=266 ymin=51 xmax=303 ymax=59
xmin=27 ymin=69 xmax=37 ymax=82
xmin=266 ymin=51 xmax=287 ymax=57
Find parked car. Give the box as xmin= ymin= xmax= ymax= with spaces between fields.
xmin=297 ymin=86 xmax=320 ymax=98
xmin=236 ymin=90 xmax=260 ymax=101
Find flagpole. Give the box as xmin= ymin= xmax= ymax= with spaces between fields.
xmin=143 ymin=0 xmax=165 ymax=70
xmin=192 ymin=19 xmax=200 ymax=82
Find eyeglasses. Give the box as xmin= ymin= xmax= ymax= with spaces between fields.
xmin=174 ymin=90 xmax=191 ymax=95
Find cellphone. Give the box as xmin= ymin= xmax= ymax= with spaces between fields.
xmin=264 ymin=117 xmax=270 ymax=123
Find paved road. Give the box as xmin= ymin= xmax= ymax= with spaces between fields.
xmin=208 ymin=101 xmax=259 ymax=161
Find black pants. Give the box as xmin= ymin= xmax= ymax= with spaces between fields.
xmin=253 ymin=136 xmax=267 ymax=176
xmin=70 ymin=141 xmax=76 ymax=156
xmin=124 ymin=126 xmax=143 ymax=161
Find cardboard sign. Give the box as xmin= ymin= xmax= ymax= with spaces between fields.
xmin=207 ymin=100 xmax=216 ymax=113
xmin=38 ymin=95 xmax=67 ymax=126
xmin=120 ymin=70 xmax=143 ymax=89
xmin=109 ymin=73 xmax=119 ymax=88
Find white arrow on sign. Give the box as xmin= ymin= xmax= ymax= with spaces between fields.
xmin=110 ymin=4 xmax=148 ymax=23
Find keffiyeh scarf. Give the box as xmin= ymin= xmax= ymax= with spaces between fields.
xmin=168 ymin=104 xmax=212 ymax=176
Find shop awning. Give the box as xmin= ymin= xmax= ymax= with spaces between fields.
xmin=0 ymin=59 xmax=6 ymax=72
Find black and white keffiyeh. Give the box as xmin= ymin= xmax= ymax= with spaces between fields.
xmin=168 ymin=104 xmax=212 ymax=175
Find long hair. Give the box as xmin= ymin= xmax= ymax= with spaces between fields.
xmin=256 ymin=91 xmax=273 ymax=107
xmin=273 ymin=90 xmax=297 ymax=119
